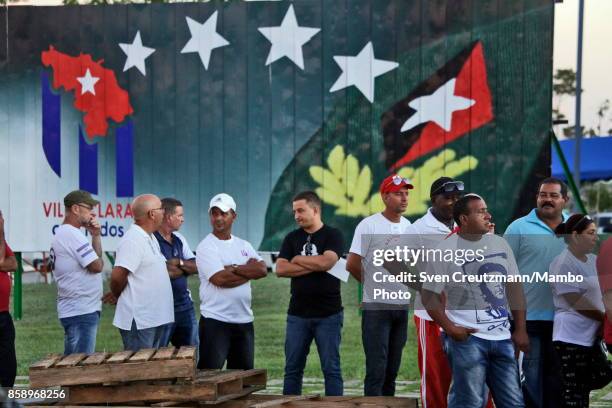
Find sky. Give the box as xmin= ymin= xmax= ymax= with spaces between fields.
xmin=9 ymin=0 xmax=612 ymax=136
xmin=554 ymin=0 xmax=612 ymax=136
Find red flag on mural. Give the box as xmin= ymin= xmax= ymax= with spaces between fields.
xmin=382 ymin=41 xmax=493 ymax=170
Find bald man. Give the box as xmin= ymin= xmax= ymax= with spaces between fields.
xmin=110 ymin=194 xmax=174 ymax=350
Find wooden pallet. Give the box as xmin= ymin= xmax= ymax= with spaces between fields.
xmin=29 ymin=347 xmax=197 ymax=388
xmin=63 ymin=369 xmax=267 ymax=405
xmin=27 ymin=395 xmax=418 ymax=408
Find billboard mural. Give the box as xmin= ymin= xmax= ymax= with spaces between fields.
xmin=0 ymin=0 xmax=554 ymax=252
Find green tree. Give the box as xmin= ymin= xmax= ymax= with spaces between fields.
xmin=596 ymin=98 xmax=610 ymax=135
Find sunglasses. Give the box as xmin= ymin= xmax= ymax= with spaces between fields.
xmin=391 ymin=175 xmax=411 ymax=185
xmin=433 ymin=181 xmax=465 ymax=195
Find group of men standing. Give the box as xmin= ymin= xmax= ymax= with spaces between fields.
xmin=3 ymin=170 xmax=609 ymax=407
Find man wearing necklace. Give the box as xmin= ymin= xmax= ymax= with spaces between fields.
xmin=346 ymin=174 xmax=414 ymax=396
xmin=276 ymin=191 xmax=345 ymax=396
xmin=504 ymin=177 xmax=569 ymax=408
xmin=154 ymin=198 xmax=198 ymax=349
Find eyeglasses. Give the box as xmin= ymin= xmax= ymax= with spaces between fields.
xmin=433 ymin=181 xmax=465 ymax=195
xmin=76 ymin=203 xmax=94 ymax=211
xmin=391 ymin=175 xmax=411 ymax=185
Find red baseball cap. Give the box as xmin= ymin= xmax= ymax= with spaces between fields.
xmin=379 ymin=174 xmax=414 ymax=194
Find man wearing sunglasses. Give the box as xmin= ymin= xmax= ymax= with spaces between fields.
xmin=50 ymin=190 xmax=105 ymax=354
xmin=347 ymin=174 xmax=414 ymax=396
xmin=408 ymin=177 xmax=466 ymax=408
xmin=110 ymin=194 xmax=174 ymax=350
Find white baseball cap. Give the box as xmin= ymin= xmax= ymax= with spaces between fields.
xmin=209 ymin=193 xmax=236 ymax=213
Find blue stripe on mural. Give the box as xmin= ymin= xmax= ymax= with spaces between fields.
xmin=41 ymin=71 xmax=61 ymax=177
xmin=79 ymin=125 xmax=98 ymax=194
xmin=116 ymin=121 xmax=134 ymax=197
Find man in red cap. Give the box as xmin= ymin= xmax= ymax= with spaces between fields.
xmin=0 ymin=210 xmax=18 ymax=387
xmin=346 ymin=174 xmax=414 ymax=396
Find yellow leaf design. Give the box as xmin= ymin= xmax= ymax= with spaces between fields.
xmin=310 ymin=145 xmax=479 ymax=219
xmin=327 ymin=145 xmax=345 ymax=179
xmin=353 ymin=165 xmax=372 ymax=207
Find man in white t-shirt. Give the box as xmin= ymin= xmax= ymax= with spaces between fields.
xmin=50 ymin=190 xmax=105 ymax=355
xmin=110 ymin=194 xmax=174 ymax=351
xmin=346 ymin=174 xmax=413 ymax=396
xmin=421 ymin=194 xmax=529 ymax=408
xmin=196 ymin=193 xmax=267 ymax=369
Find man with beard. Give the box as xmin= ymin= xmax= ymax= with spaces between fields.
xmin=346 ymin=174 xmax=413 ymax=396
xmin=196 ymin=193 xmax=267 ymax=369
xmin=50 ymin=190 xmax=105 ymax=354
xmin=504 ymin=178 xmax=569 ymax=408
xmin=276 ymin=191 xmax=344 ymax=396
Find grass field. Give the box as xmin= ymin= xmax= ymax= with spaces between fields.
xmin=12 ymin=274 xmax=419 ymax=380
xmin=11 ymin=274 xmax=612 ymax=404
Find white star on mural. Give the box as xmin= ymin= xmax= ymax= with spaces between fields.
xmin=401 ymin=78 xmax=475 ymax=132
xmin=77 ymin=68 xmax=99 ymax=95
xmin=329 ymin=41 xmax=398 ymax=103
xmin=119 ymin=31 xmax=156 ymax=76
xmin=258 ymin=4 xmax=320 ymax=70
xmin=181 ymin=11 xmax=230 ymax=70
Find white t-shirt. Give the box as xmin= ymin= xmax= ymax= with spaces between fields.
xmin=409 ymin=209 xmax=453 ymax=320
xmin=196 ymin=233 xmax=262 ymax=324
xmin=113 ymin=224 xmax=174 ymax=330
xmin=422 ymin=233 xmax=519 ymax=340
xmin=349 ymin=212 xmax=412 ymax=305
xmin=50 ymin=224 xmax=102 ymax=319
xmin=550 ymin=250 xmax=604 ymax=347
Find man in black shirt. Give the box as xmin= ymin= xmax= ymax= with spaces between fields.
xmin=276 ymin=191 xmax=344 ymax=396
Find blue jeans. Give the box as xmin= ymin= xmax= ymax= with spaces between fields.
xmin=119 ymin=320 xmax=170 ymax=351
xmin=443 ymin=334 xmax=524 ymax=408
xmin=362 ymin=309 xmax=408 ymax=396
xmin=520 ymin=321 xmax=561 ymax=408
xmin=283 ymin=311 xmax=343 ymax=396
xmin=161 ymin=308 xmax=199 ymax=348
xmin=59 ymin=311 xmax=100 ymax=355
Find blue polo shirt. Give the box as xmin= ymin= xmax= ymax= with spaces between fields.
xmin=504 ymin=208 xmax=569 ymax=321
xmin=154 ymin=231 xmax=196 ymax=313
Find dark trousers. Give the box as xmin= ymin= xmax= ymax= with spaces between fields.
xmin=198 ymin=316 xmax=254 ymax=370
xmin=520 ymin=321 xmax=562 ymax=408
xmin=0 ymin=312 xmax=17 ymax=387
xmin=553 ymin=341 xmax=591 ymax=408
xmin=362 ymin=309 xmax=408 ymax=396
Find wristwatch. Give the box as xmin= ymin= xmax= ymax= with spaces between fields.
xmin=179 ymin=259 xmax=184 ymax=267
xmin=232 ymin=263 xmax=239 ymax=273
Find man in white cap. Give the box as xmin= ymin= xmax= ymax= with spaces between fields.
xmin=195 ymin=193 xmax=267 ymax=369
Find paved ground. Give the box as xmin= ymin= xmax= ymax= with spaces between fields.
xmin=260 ymin=377 xmax=612 ymax=407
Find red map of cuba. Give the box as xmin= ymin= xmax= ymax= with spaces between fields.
xmin=41 ymin=46 xmax=134 ymax=139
